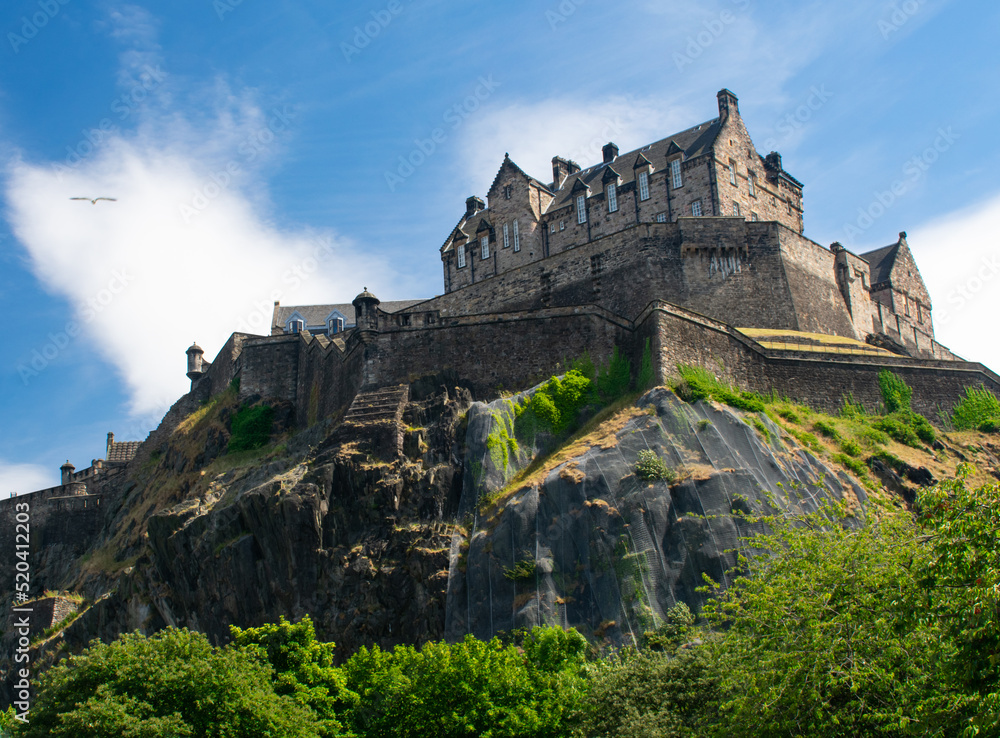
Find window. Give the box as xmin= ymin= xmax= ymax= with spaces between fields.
xmin=748 ymin=172 xmax=756 ymax=197
xmin=670 ymin=159 xmax=682 ymax=189
xmin=513 ymin=219 xmax=520 ymax=251
xmin=457 ymin=246 xmax=466 ymax=268
xmin=656 ymin=212 xmax=667 ymax=223
xmin=638 ymin=171 xmax=650 ymax=201
xmin=328 ymin=317 xmax=344 ymax=335
xmin=550 ymin=223 xmax=556 ymax=233
xmin=607 ymin=183 xmax=618 ymax=213
xmin=732 ymin=203 xmax=740 ymax=216
xmin=729 ymin=159 xmax=737 ymax=186
xmin=576 ymin=194 xmax=587 ymax=224
xmin=481 ymin=236 xmax=489 ymax=260
xmin=503 ymin=223 xmax=509 ymax=249
xmin=289 ymin=319 xmax=304 ymax=334
xmin=559 ymin=220 xmax=565 ymax=231
xmin=503 ymin=184 xmax=512 ymax=200
xmin=750 ymin=212 xmax=758 ymax=222
xmin=691 ymin=200 xmax=702 ymax=216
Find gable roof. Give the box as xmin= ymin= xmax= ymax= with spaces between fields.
xmin=858 ymin=242 xmax=899 ymax=286
xmin=544 ymin=117 xmax=722 ymax=212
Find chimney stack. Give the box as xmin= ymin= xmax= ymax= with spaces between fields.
xmin=602 ymin=142 xmax=619 ymax=163
xmin=717 ymin=89 xmax=739 ymax=121
xmin=551 ymin=156 xmax=581 ymax=188
xmin=465 ymin=196 xmax=485 ymax=217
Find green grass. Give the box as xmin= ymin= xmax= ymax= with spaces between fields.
xmin=673 ymin=365 xmax=765 ymax=412
xmin=951 ymin=386 xmax=1000 ymax=432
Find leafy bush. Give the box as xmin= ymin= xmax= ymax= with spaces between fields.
xmin=838 ymin=438 xmax=862 ymax=458
xmin=951 ymin=386 xmax=1000 ymax=431
xmin=812 ymin=418 xmax=840 ymax=440
xmin=502 ymin=559 xmax=537 ymax=582
xmin=675 ymin=365 xmax=765 ymax=413
xmin=878 ymin=369 xmax=913 ymax=413
xmin=874 ymin=410 xmax=935 ymax=448
xmin=17 ymin=628 xmax=321 ymax=738
xmin=529 ymin=369 xmax=593 ymax=435
xmin=634 ymin=450 xmax=676 ymax=483
xmin=228 ymin=403 xmax=274 ymax=452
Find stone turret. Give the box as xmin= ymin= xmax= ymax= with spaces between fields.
xmin=352 ymin=288 xmax=381 ymax=335
xmin=60 ymin=460 xmax=75 ymax=485
xmin=186 ymin=342 xmax=206 ymax=381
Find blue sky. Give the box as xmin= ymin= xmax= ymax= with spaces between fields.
xmin=2 ymin=0 xmax=999 ymax=493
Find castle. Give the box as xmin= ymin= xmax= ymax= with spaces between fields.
xmin=22 ymin=90 xmax=1000 ymax=493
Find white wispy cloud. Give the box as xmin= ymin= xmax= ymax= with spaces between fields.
xmin=4 ymin=9 xmax=396 ymax=420
xmin=0 ymin=460 xmax=54 ymax=496
xmin=909 ymin=190 xmax=1000 ymax=371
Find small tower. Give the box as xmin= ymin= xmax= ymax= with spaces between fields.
xmin=186 ymin=342 xmax=206 ymax=381
xmin=717 ymin=89 xmax=739 ymax=121
xmin=60 ymin=460 xmax=75 ymax=485
xmin=352 ymin=287 xmax=381 ymax=335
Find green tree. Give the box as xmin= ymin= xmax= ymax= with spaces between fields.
xmin=18 ymin=627 xmax=320 ymax=738
xmin=230 ymin=615 xmax=355 ymax=736
xmin=702 ymin=506 xmax=953 ymax=736
xmin=341 ymin=626 xmax=587 ymax=737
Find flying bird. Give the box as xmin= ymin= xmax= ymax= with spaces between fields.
xmin=70 ymin=197 xmax=117 ymax=205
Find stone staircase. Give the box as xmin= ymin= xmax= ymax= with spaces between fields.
xmin=342 ymin=385 xmax=410 ymax=457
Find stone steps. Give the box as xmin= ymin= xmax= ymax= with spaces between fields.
xmin=343 ymin=385 xmax=410 ymax=426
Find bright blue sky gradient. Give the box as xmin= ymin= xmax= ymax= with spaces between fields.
xmin=2 ymin=0 xmax=998 ymax=491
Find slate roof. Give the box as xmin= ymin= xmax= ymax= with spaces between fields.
xmin=858 ymin=240 xmax=900 ymax=287
xmin=106 ymin=440 xmax=141 ymax=463
xmin=272 ymin=300 xmax=425 ymax=332
xmin=543 ymin=118 xmax=722 ymax=212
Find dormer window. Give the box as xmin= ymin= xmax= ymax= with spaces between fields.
xmin=638 ymin=171 xmax=650 ymax=201
xmin=670 ymin=159 xmax=682 ymax=189
xmin=457 ymin=246 xmax=466 ymax=268
xmin=607 ymin=183 xmax=618 ymax=213
xmin=289 ymin=319 xmax=304 ymax=334
xmin=576 ymin=194 xmax=586 ymax=224
xmin=503 ymin=223 xmax=510 ymax=249
xmin=513 ymin=219 xmax=520 ymax=251
xmin=328 ymin=317 xmax=345 ymax=335
xmin=481 ymin=236 xmax=490 ymax=260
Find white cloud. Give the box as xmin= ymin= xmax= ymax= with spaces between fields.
xmin=455 ymin=95 xmax=700 ymax=193
xmin=909 ymin=191 xmax=1000 ymax=372
xmin=0 ymin=461 xmax=55 ymax=496
xmin=4 ymin=102 xmax=394 ymax=419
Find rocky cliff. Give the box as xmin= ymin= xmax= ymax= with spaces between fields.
xmin=2 ymin=375 xmax=996 ymax=703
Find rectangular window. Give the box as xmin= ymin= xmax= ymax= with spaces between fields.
xmin=481 ymin=236 xmax=489 ymax=260
xmin=559 ymin=220 xmax=565 ymax=231
xmin=576 ymin=194 xmax=586 ymax=223
xmin=670 ymin=159 xmax=682 ymax=189
xmin=732 ymin=202 xmax=740 ymax=216
xmin=656 ymin=212 xmax=667 ymax=223
xmin=457 ymin=246 xmax=466 ymax=268
xmin=638 ymin=171 xmax=650 ymax=201
xmin=550 ymin=223 xmax=556 ymax=233
xmin=729 ymin=160 xmax=737 ymax=186
xmin=691 ymin=200 xmax=702 ymax=216
xmin=751 ymin=212 xmax=758 ymax=222
xmin=513 ymin=219 xmax=520 ymax=251
xmin=503 ymin=223 xmax=509 ymax=249
xmin=607 ymin=183 xmax=618 ymax=213
xmin=748 ymin=172 xmax=756 ymax=197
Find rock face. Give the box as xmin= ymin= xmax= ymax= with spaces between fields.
xmin=444 ymin=387 xmax=866 ymax=645
xmin=1 ymin=381 xmax=869 ymax=702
